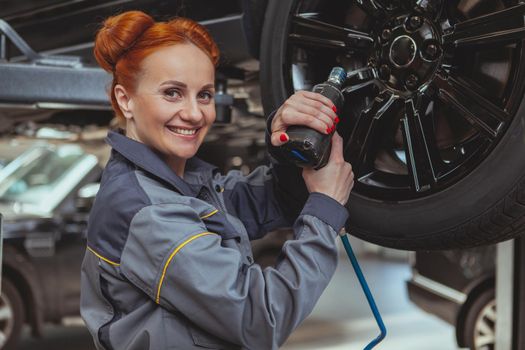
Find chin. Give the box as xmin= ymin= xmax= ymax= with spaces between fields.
xmin=171 ymin=148 xmax=198 ymax=160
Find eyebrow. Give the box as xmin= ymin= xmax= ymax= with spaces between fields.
xmin=160 ymin=80 xmax=215 ymax=90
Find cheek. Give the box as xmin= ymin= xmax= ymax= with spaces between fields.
xmin=205 ymin=106 xmax=216 ymax=125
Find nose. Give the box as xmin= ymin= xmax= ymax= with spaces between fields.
xmin=179 ymin=98 xmax=203 ymax=123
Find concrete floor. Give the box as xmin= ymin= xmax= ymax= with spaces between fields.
xmin=18 ymin=241 xmax=459 ymax=350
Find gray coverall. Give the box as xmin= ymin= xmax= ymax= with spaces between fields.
xmin=80 ymin=125 xmax=349 ymax=349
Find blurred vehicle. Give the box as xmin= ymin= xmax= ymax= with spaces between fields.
xmin=0 ymin=136 xmax=106 ymax=350
xmin=407 ymin=246 xmax=496 ymax=350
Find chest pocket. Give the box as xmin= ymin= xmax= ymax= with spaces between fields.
xmin=200 ymin=209 xmax=240 ymax=243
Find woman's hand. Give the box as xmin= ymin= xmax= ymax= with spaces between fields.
xmin=302 ymin=132 xmax=354 ymax=206
xmin=270 ymin=91 xmax=339 ymax=146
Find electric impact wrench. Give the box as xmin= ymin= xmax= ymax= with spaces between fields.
xmin=278 ymin=67 xmax=387 ymax=350
xmin=279 ymin=67 xmax=346 ymax=169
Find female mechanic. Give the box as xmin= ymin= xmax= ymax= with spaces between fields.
xmin=80 ymin=10 xmax=354 ymax=350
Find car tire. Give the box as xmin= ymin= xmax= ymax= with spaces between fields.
xmin=0 ymin=278 xmax=24 ymax=350
xmin=463 ymin=288 xmax=495 ymax=350
xmin=260 ymin=0 xmax=525 ymax=250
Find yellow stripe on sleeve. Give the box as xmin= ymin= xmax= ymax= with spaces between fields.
xmin=155 ymin=232 xmax=216 ymax=303
xmin=200 ymin=209 xmax=218 ymax=219
xmin=87 ymin=246 xmax=121 ymax=266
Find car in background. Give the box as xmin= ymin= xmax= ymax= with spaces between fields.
xmin=0 ymin=136 xmax=106 ymax=349
xmin=407 ymin=246 xmax=496 ymax=350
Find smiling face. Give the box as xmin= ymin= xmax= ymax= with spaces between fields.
xmin=115 ymin=43 xmax=216 ymax=176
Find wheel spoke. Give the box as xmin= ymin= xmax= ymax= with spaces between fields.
xmin=475 ymin=333 xmax=496 ymax=348
xmin=443 ymin=4 xmax=525 ymax=47
xmin=484 ymin=305 xmax=497 ymax=322
xmin=342 ymin=67 xmax=379 ymax=93
xmin=0 ymin=305 xmax=12 ymax=321
xmin=289 ymin=15 xmax=374 ymax=51
xmin=401 ymin=99 xmax=439 ymax=192
xmin=344 ymin=91 xmax=398 ymax=176
xmin=433 ymin=73 xmax=508 ymax=140
xmin=355 ymin=0 xmax=379 ymax=13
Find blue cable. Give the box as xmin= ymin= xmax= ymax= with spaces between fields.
xmin=340 ymin=233 xmax=387 ymax=349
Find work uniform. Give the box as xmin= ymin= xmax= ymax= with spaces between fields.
xmin=80 ymin=126 xmax=349 ymax=350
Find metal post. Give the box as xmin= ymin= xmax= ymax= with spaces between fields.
xmin=496 ymin=238 xmax=525 ymax=350
xmin=515 ymin=237 xmax=525 ymax=349
xmin=496 ymin=239 xmax=514 ymax=350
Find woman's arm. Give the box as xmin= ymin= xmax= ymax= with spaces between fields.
xmin=217 ymin=111 xmax=309 ymax=240
xmin=119 ymin=193 xmax=348 ymax=349
xmin=219 ymin=87 xmax=342 ymax=240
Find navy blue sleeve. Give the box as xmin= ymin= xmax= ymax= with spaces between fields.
xmin=216 ymin=111 xmax=309 ymax=240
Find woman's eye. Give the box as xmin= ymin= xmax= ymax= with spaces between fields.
xmin=198 ymin=91 xmax=214 ymax=103
xmin=165 ymin=88 xmax=182 ymax=98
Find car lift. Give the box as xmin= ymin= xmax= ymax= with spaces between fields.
xmin=496 ymin=238 xmax=525 ymax=350
xmin=0 ymin=19 xmax=112 ymax=111
xmin=0 ymin=15 xmax=241 ymax=124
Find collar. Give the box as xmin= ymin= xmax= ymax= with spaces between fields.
xmin=106 ymin=130 xmax=218 ymax=197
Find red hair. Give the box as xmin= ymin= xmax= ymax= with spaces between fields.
xmin=94 ymin=11 xmax=220 ymax=124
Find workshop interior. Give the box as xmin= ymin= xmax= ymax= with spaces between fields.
xmin=1 ymin=0 xmax=525 ymax=349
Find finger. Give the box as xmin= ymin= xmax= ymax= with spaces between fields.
xmin=270 ymin=131 xmax=289 ymax=146
xmin=299 ymin=90 xmax=338 ymax=112
xmin=286 ymin=101 xmax=334 ymax=129
xmin=329 ymin=131 xmax=345 ymax=162
xmin=299 ymin=98 xmax=338 ymax=122
xmin=279 ymin=111 xmax=331 ymax=135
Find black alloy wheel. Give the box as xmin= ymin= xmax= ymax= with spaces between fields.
xmin=260 ymin=0 xmax=525 ymax=250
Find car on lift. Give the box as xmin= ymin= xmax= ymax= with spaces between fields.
xmin=258 ymin=0 xmax=525 ymax=250
xmin=6 ymin=0 xmax=525 ymax=251
xmin=407 ymin=246 xmax=496 ymax=350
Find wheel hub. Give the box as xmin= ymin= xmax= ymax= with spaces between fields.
xmin=389 ymin=35 xmax=417 ymax=67
xmin=375 ymin=13 xmax=442 ymax=94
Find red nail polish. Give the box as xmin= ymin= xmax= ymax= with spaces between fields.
xmin=332 ymin=105 xmax=337 ymax=113
xmin=326 ymin=127 xmax=331 ymax=134
xmin=280 ymin=133 xmax=288 ymax=142
xmin=335 ymin=117 xmax=340 ymax=124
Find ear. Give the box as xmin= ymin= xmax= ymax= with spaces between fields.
xmin=114 ymin=84 xmax=134 ymax=120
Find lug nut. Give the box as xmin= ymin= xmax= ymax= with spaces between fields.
xmin=405 ymin=74 xmax=419 ymax=90
xmin=381 ymin=29 xmax=392 ymax=42
xmin=423 ymin=43 xmax=440 ymax=60
xmin=379 ymin=64 xmax=391 ymax=80
xmin=408 ymin=16 xmax=423 ymax=30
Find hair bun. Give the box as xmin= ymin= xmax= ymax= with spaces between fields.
xmin=94 ymin=11 xmax=154 ymax=72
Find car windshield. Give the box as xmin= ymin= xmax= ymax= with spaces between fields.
xmin=0 ymin=145 xmax=85 ymax=206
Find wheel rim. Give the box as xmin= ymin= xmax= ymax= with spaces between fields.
xmin=473 ymin=299 xmax=496 ymax=350
xmin=0 ymin=291 xmax=15 ymax=347
xmin=282 ymin=0 xmax=525 ymax=201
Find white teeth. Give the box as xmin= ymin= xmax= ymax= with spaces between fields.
xmin=169 ymin=127 xmax=197 ymax=135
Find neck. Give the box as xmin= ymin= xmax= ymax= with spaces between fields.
xmin=165 ymin=157 xmax=186 ymax=179
xmin=125 ymin=124 xmax=186 ymax=178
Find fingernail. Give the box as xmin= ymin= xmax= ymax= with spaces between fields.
xmin=326 ymin=127 xmax=331 ymax=134
xmin=280 ymin=133 xmax=289 ymax=142
xmin=335 ymin=117 xmax=340 ymax=124
xmin=332 ymin=105 xmax=337 ymax=113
